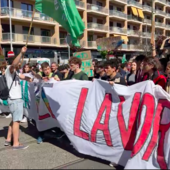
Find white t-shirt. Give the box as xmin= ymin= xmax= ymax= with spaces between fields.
xmin=5 ymin=66 xmax=22 ymax=99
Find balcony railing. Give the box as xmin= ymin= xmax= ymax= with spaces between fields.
xmin=155 ymin=0 xmax=166 ymax=4
xmin=110 ymin=0 xmax=127 ymax=3
xmin=143 ymin=5 xmax=152 ymax=11
xmin=0 ymin=7 xmax=55 ymax=23
xmin=127 ymin=29 xmax=142 ymax=36
xmin=110 ymin=27 xmax=127 ymax=34
xmin=87 ymin=23 xmax=108 ymax=31
xmin=127 ymin=44 xmax=143 ymax=50
xmin=87 ymin=4 xmax=109 ymax=14
xmin=143 ymin=32 xmax=151 ymax=37
xmin=155 ymin=22 xmax=165 ymax=27
xmin=2 ymin=33 xmax=57 ymax=45
xmin=60 ymin=38 xmax=67 ymax=45
xmin=88 ymin=41 xmax=97 ymax=48
xmin=109 ymin=10 xmax=127 ymax=18
xmin=127 ymin=0 xmax=143 ymax=8
xmin=75 ymin=0 xmax=85 ymax=8
xmin=166 ymin=13 xmax=170 ymax=18
xmin=128 ymin=15 xmax=143 ymax=22
xmin=155 ymin=9 xmax=166 ymax=16
xmin=144 ymin=18 xmax=152 ymax=24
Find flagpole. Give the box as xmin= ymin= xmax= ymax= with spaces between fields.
xmin=21 ymin=8 xmax=35 ymax=65
xmin=151 ymin=0 xmax=156 ymax=57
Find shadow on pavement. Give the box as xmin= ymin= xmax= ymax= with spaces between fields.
xmin=19 ymin=121 xmax=124 ymax=170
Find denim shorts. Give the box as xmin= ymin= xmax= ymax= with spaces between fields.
xmin=8 ymin=99 xmax=24 ymax=122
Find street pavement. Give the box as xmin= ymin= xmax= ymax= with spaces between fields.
xmin=0 ymin=117 xmax=123 ymax=169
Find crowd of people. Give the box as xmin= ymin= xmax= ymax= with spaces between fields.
xmin=0 ymin=46 xmax=170 ymax=151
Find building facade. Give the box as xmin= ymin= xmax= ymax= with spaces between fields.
xmin=0 ymin=0 xmax=170 ymax=59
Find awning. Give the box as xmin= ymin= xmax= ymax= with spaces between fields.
xmin=131 ymin=7 xmax=138 ymax=16
xmin=121 ymin=36 xmax=128 ymax=42
xmin=137 ymin=9 xmax=144 ymax=19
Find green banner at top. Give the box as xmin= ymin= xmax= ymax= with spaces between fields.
xmin=35 ymin=0 xmax=85 ymax=47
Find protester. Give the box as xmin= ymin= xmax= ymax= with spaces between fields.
xmin=69 ymin=57 xmax=88 ymax=80
xmin=119 ymin=63 xmax=129 ymax=79
xmin=142 ymin=57 xmax=167 ymax=89
xmin=59 ymin=64 xmax=74 ymax=80
xmin=5 ymin=46 xmax=33 ymax=150
xmin=135 ymin=55 xmax=146 ymax=83
xmin=126 ymin=60 xmax=137 ymax=85
xmin=95 ymin=61 xmax=108 ymax=80
xmin=104 ymin=60 xmax=126 ymax=85
xmin=165 ymin=61 xmax=170 ymax=94
xmin=51 ymin=62 xmax=63 ymax=80
xmin=37 ymin=62 xmax=60 ymax=82
xmin=23 ymin=64 xmax=31 ymax=74
xmin=91 ymin=59 xmax=99 ymax=79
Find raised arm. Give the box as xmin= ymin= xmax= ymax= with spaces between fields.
xmin=10 ymin=47 xmax=27 ymax=74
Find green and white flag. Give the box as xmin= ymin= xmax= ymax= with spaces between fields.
xmin=35 ymin=0 xmax=85 ymax=47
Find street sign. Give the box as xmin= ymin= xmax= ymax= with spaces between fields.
xmin=7 ymin=51 xmax=15 ymax=58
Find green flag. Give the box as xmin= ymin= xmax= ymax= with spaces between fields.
xmin=122 ymin=54 xmax=127 ymax=64
xmin=35 ymin=0 xmax=85 ymax=47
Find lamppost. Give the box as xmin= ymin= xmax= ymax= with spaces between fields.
xmin=9 ymin=0 xmax=13 ymax=51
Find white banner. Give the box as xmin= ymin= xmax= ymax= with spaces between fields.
xmin=23 ymin=80 xmax=170 ymax=169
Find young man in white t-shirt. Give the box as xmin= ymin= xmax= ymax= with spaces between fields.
xmin=5 ymin=46 xmax=33 ymax=150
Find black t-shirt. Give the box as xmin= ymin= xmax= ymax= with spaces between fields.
xmin=52 ymin=71 xmax=63 ymax=80
xmin=108 ymin=73 xmax=126 ymax=85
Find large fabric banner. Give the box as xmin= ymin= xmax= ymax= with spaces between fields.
xmin=24 ymin=80 xmax=170 ymax=169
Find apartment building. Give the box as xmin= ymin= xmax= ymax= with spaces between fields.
xmin=0 ymin=0 xmax=170 ymax=59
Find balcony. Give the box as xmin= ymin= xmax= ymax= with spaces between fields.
xmin=143 ymin=32 xmax=151 ymax=38
xmin=143 ymin=18 xmax=152 ymax=25
xmin=87 ymin=23 xmax=108 ymax=32
xmin=88 ymin=41 xmax=97 ymax=48
xmin=166 ymin=13 xmax=170 ymax=18
xmin=109 ymin=10 xmax=127 ymax=19
xmin=127 ymin=44 xmax=143 ymax=51
xmin=127 ymin=0 xmax=143 ymax=8
xmin=110 ymin=27 xmax=127 ymax=34
xmin=128 ymin=15 xmax=143 ymax=23
xmin=143 ymin=5 xmax=152 ymax=12
xmin=165 ymin=25 xmax=170 ymax=29
xmin=75 ymin=0 xmax=85 ymax=9
xmin=155 ymin=9 xmax=166 ymax=17
xmin=0 ymin=7 xmax=56 ymax=25
xmin=1 ymin=33 xmax=57 ymax=46
xmin=155 ymin=0 xmax=166 ymax=5
xmin=87 ymin=4 xmax=109 ymax=15
xmin=60 ymin=38 xmax=67 ymax=45
xmin=155 ymin=22 xmax=165 ymax=28
xmin=127 ymin=29 xmax=142 ymax=36
xmin=109 ymin=0 xmax=127 ymax=5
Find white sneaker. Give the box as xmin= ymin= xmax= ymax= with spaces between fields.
xmin=21 ymin=117 xmax=27 ymax=123
xmin=6 ymin=114 xmax=12 ymax=119
xmin=109 ymin=163 xmax=117 ymax=167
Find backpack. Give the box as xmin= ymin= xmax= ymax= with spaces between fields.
xmin=0 ymin=73 xmax=16 ymax=100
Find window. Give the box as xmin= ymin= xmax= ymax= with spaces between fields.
xmin=96 ymin=1 xmax=102 ymax=6
xmin=22 ymin=26 xmax=34 ymax=35
xmin=88 ymin=35 xmax=93 ymax=41
xmin=41 ymin=29 xmax=50 ymax=36
xmin=2 ymin=24 xmax=14 ymax=32
xmin=109 ymin=6 xmax=113 ymax=10
xmin=117 ymin=23 xmax=122 ymax=28
xmin=21 ymin=3 xmax=33 ymax=11
xmin=117 ymin=7 xmax=122 ymax=12
xmin=60 ymin=32 xmax=67 ymax=38
xmin=110 ymin=22 xmax=113 ymax=27
xmin=1 ymin=0 xmax=13 ymax=7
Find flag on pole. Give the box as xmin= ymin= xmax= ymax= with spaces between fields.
xmin=35 ymin=0 xmax=85 ymax=47
xmin=122 ymin=54 xmax=127 ymax=63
